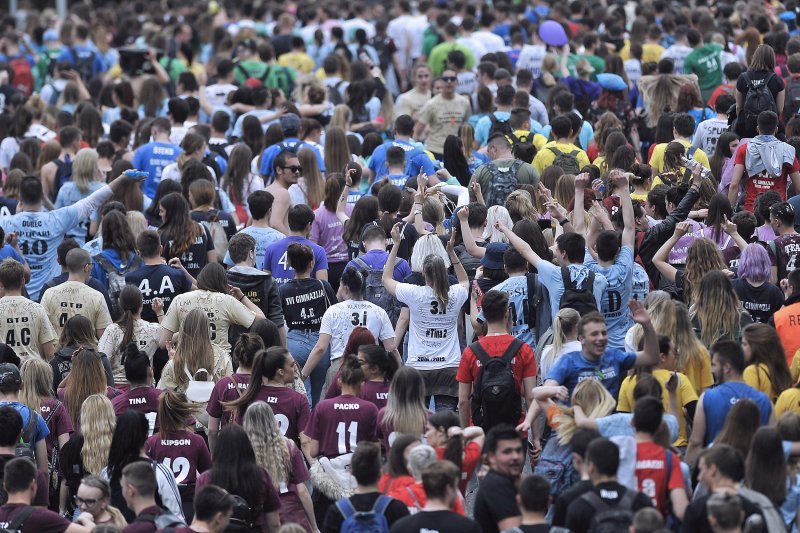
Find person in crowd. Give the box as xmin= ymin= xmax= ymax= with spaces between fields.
xmin=377 ymin=366 xmax=428 ymax=453
xmin=473 ymin=424 xmax=526 ymax=533
xmin=110 ymin=344 xmax=161 ymax=435
xmin=74 ymin=476 xmax=128 ymax=528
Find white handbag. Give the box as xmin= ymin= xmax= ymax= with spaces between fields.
xmin=184 ymin=367 xmax=215 ymax=403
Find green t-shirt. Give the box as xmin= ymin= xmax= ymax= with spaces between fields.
xmin=233 ymin=59 xmax=268 ymax=85
xmin=35 ymin=49 xmax=61 ymax=90
xmin=159 ymin=56 xmax=188 ymax=83
xmin=684 ymin=43 xmax=723 ymax=91
xmin=427 ymin=42 xmax=475 ymax=76
xmin=422 ymin=26 xmax=442 ymax=59
xmin=581 ymin=54 xmax=606 ymax=81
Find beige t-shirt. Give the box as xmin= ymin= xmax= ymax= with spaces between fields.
xmin=418 ymin=93 xmax=471 ymax=153
xmin=0 ymin=296 xmax=57 ymax=360
xmin=396 ymin=89 xmax=432 ymax=119
xmin=161 ymin=290 xmax=257 ymax=353
xmin=98 ymin=319 xmax=162 ymax=384
xmin=41 ymin=281 xmax=112 ymax=338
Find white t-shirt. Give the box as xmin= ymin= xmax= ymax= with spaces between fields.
xmin=516 ymin=44 xmax=547 ymax=77
xmin=471 ymin=30 xmax=506 ymax=54
xmin=395 ymin=283 xmax=468 ymax=370
xmin=319 ymin=299 xmax=395 ymax=360
xmin=692 ymin=117 xmax=728 ymax=156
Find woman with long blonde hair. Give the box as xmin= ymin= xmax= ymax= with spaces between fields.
xmin=551 ymin=378 xmax=617 ymax=445
xmin=81 ymin=394 xmax=116 ymax=476
xmin=654 ymin=227 xmax=727 ymax=304
xmin=54 ymin=148 xmax=106 ymax=245
xmin=157 ymin=308 xmax=230 ymax=395
xmin=651 ymin=300 xmax=713 ymax=395
xmin=289 ymin=147 xmax=325 ymax=210
xmin=161 ymin=133 xmax=208 ymax=182
xmin=483 ymin=205 xmax=513 ymax=244
xmin=244 ymin=401 xmax=317 ymax=532
xmin=690 ymin=270 xmax=752 ymax=347
xmin=20 ymin=358 xmax=72 ymax=461
xmin=328 ymin=106 xmax=353 ymax=135
xmin=540 ymin=308 xmax=581 ymax=379
xmin=422 ymin=195 xmax=447 ymax=236
xmin=61 ymin=350 xmax=119 ymax=432
xmin=505 ymin=190 xmax=538 ymax=225
xmin=377 ymin=366 xmax=428 ymax=450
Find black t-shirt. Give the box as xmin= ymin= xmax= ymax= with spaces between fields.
xmin=552 ymin=479 xmax=593 ymax=527
xmin=474 ymin=470 xmax=521 ymax=533
xmin=732 ymin=278 xmax=785 ymax=324
xmin=517 ymin=526 xmax=556 ymax=533
xmin=125 ymin=264 xmax=192 ymax=322
xmin=278 ymin=278 xmax=336 ymax=331
xmin=390 ymin=510 xmax=482 ymax=533
xmin=736 ymin=70 xmax=785 ymax=102
xmin=160 ymin=224 xmax=214 ymax=279
xmin=191 ymin=209 xmax=237 ymax=240
xmin=322 ymin=493 xmax=410 ymax=533
xmin=564 ymin=482 xmax=652 ymax=533
xmin=386 ymin=217 xmax=419 ymax=262
xmin=768 ymin=233 xmax=800 ymax=282
xmin=680 ymin=492 xmax=765 ymax=533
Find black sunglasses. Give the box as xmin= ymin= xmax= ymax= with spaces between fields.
xmin=281 ymin=165 xmax=302 ymax=173
xmin=442 ymin=76 xmax=457 ymax=82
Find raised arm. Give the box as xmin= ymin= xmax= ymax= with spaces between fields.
xmin=412 ymin=175 xmax=427 ymax=235
xmin=728 ymin=163 xmax=744 ymax=207
xmin=722 ymin=214 xmax=749 ymax=251
xmin=631 ymin=299 xmax=659 ymax=368
xmin=382 ymin=223 xmax=403 ymax=296
xmin=653 ymin=222 xmax=692 ymax=284
xmin=496 ymin=220 xmax=542 ymax=268
xmin=457 ymin=206 xmax=486 ymax=258
xmin=616 ymin=172 xmax=636 ymax=248
xmin=447 ymin=229 xmax=469 ymax=287
xmin=573 ymin=173 xmax=590 ymax=235
xmin=336 ymin=170 xmax=354 ymax=223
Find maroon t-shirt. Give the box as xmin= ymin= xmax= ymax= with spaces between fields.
xmin=0 ymin=456 xmax=48 ymax=507
xmin=196 ymin=469 xmax=281 ymax=526
xmin=58 ymin=386 xmax=121 ymax=401
xmin=0 ymin=503 xmax=72 ymax=533
xmin=234 ymin=386 xmax=310 ymax=441
xmin=304 ymin=394 xmax=378 ymax=458
xmin=325 ymin=380 xmax=391 ymax=410
xmin=206 ymin=373 xmax=251 ymax=425
xmin=111 ymin=387 xmax=162 ymax=435
xmin=39 ymin=398 xmax=73 ymax=458
xmin=146 ymin=430 xmax=211 ymax=486
xmin=122 ymin=505 xmax=162 ymax=533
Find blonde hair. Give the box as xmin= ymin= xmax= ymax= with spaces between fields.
xmin=71 ymin=148 xmax=98 ymax=194
xmin=243 ymin=402 xmax=291 ymax=487
xmin=684 ymin=238 xmax=726 ymax=305
xmin=79 ymin=476 xmax=127 ymax=528
xmin=652 ymin=299 xmax=708 ymax=376
xmin=554 ymin=379 xmax=616 ymax=445
xmin=328 ymin=105 xmax=353 ymax=131
xmin=422 ymin=196 xmax=446 ymax=236
xmin=505 ymin=190 xmax=537 ymax=224
xmin=172 ymin=309 xmax=217 ymax=389
xmin=483 ymin=205 xmax=513 ymax=242
xmin=126 ymin=211 xmax=148 ymax=236
xmin=690 ymin=271 xmax=743 ymax=347
xmin=410 ymin=233 xmax=450 ymax=272
xmin=547 ymin=308 xmax=581 ymax=366
xmin=80 ymin=395 xmax=116 ymax=475
xmin=19 ymin=358 xmax=54 ymax=413
xmin=554 ymin=174 xmax=576 ymax=208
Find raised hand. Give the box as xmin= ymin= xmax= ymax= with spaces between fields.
xmin=629 ymin=299 xmax=651 ymax=325
xmin=674 ymin=221 xmax=693 ymax=238
xmin=391 ymin=222 xmax=403 ymax=242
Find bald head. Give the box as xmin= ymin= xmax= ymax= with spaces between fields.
xmin=65 ymin=248 xmax=91 ymax=275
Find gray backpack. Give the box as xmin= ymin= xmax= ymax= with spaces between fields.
xmin=483 ymin=160 xmax=523 ymax=207
xmin=354 ymin=257 xmax=402 ymax=325
xmin=549 ymin=146 xmax=581 ymax=174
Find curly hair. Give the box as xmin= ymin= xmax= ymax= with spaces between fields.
xmin=684 ymin=238 xmax=727 ymax=304
xmin=243 ymin=401 xmax=292 ymax=487
xmin=80 ymin=394 xmax=116 ymax=475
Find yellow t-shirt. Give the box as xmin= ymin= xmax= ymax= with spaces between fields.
xmin=278 ymin=53 xmax=315 ymax=74
xmin=620 ymin=41 xmax=664 ymax=63
xmin=616 ymin=369 xmax=698 ymax=447
xmin=790 ymin=349 xmax=800 ymax=383
xmin=40 ymin=280 xmax=112 ymax=338
xmin=682 ymin=347 xmax=714 ymax=397
xmin=162 ymin=290 xmax=257 ymax=354
xmin=0 ymin=296 xmax=57 ymax=361
xmin=744 ymin=363 xmax=779 ymax=402
xmin=532 ymin=141 xmax=591 ymax=175
xmin=776 ymin=387 xmax=800 ymax=418
xmin=514 ymin=129 xmax=547 ymax=151
xmin=648 ymin=140 xmax=710 ymax=174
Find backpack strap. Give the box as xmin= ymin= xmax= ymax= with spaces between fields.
xmin=568 ymin=149 xmax=579 ymax=157
xmin=769 ymin=239 xmax=778 ymax=258
xmin=617 ymin=489 xmax=637 ymax=510
xmin=665 ymin=449 xmax=672 ymax=487
xmin=7 ymin=506 xmax=35 ymax=531
xmin=93 ymin=253 xmax=115 ymax=273
xmin=260 ymin=65 xmax=271 ymax=84
xmin=581 ymin=491 xmax=609 ymax=513
xmin=526 ymin=272 xmax=538 ymax=327
xmin=469 ymin=339 xmax=492 ymax=367
xmin=585 ymin=270 xmax=595 ymax=292
xmin=20 ymin=408 xmax=38 ymax=444
xmin=499 ymin=338 xmax=525 ymax=364
xmin=372 ymin=494 xmax=392 ymax=515
xmin=548 ymin=146 xmax=563 ymax=157
xmin=353 ymin=257 xmax=371 ymax=272
xmin=561 ymin=266 xmax=576 ymax=290
xmin=687 ymin=146 xmax=698 ymax=160
xmin=335 ymin=497 xmax=357 ymax=520
xmin=235 ymin=63 xmax=251 ymax=80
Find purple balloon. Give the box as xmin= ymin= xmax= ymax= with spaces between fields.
xmin=539 ymin=20 xmax=568 ymax=47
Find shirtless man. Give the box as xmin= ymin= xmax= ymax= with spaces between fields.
xmin=265 ymin=150 xmax=300 ymax=236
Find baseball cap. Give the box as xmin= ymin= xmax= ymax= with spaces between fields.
xmin=481 ymin=242 xmax=509 ymax=270
xmin=280 ymin=113 xmax=301 ymax=134
xmin=0 ymin=364 xmax=21 ymax=386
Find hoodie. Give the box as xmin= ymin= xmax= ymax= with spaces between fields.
xmin=226 ymin=265 xmax=283 ymax=346
xmin=50 ymin=344 xmax=114 ymax=392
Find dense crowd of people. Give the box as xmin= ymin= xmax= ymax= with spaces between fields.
xmin=4 ymin=0 xmax=800 ymax=532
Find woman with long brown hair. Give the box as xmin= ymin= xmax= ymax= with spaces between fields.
xmin=161 ymin=133 xmax=210 ymax=183
xmin=690 ymin=270 xmax=753 ymax=347
xmin=324 ymin=126 xmax=353 ymax=174
xmin=59 ymin=350 xmax=120 ymax=432
xmin=222 ymin=144 xmax=264 ymax=223
xmin=742 ymin=323 xmax=793 ymax=403
xmin=290 ymin=147 xmax=325 ymax=209
xmin=157 ymin=192 xmax=216 ymax=279
xmin=736 ymin=44 xmax=785 ymax=138
xmin=50 ymin=316 xmax=113 ymax=392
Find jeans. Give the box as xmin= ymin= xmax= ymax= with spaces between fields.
xmin=425 ymin=395 xmax=459 ymax=412
xmin=287 ymin=329 xmax=330 ymax=407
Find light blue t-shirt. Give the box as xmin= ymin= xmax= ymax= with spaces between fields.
xmin=368 ymin=139 xmax=436 ymax=178
xmin=584 ymin=245 xmax=634 ymax=350
xmin=536 ymin=260 xmax=607 ymax=319
xmin=540 ymin=120 xmax=594 ymax=151
xmin=54 ymin=181 xmax=105 ymax=246
xmin=231 ymin=109 xmax=279 ymax=139
xmin=0 ymin=401 xmax=49 ymax=443
xmin=546 ymin=348 xmax=637 ymax=400
xmin=223 ymin=226 xmax=286 ymax=269
xmin=475 ymin=111 xmax=511 ymax=146
xmin=597 ymin=412 xmax=680 ymax=444
xmin=486 ymin=275 xmax=536 ymax=347
xmin=632 ymin=262 xmax=650 ymax=304
xmin=132 ymin=141 xmax=182 ymax=199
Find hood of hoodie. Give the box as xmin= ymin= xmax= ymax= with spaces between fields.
xmin=227 ymin=266 xmax=272 ymax=291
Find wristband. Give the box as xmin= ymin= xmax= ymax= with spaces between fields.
xmin=239 ymin=295 xmax=245 ymax=301
xmin=559 ymin=218 xmax=570 ymax=226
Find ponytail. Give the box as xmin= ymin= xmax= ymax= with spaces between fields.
xmin=232 ymin=333 xmax=265 ymax=370
xmin=116 ymin=285 xmax=143 ymax=358
xmin=428 ymin=411 xmax=463 ymax=470
xmin=223 ymin=347 xmax=289 ymax=417
xmin=423 ymin=254 xmax=449 ymax=308
xmin=360 ymin=344 xmax=398 ymax=382
xmin=549 ymin=308 xmax=580 ymax=361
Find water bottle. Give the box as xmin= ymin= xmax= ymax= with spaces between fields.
xmin=122 ymin=169 xmax=149 ymax=181
xmin=680 ymin=156 xmax=713 ymax=181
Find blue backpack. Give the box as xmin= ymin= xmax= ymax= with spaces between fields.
xmin=533 ymin=435 xmax=579 ymax=499
xmin=336 ymin=495 xmax=391 ymax=533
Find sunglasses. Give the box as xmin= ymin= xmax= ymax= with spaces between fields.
xmin=442 ymin=76 xmax=457 ymax=82
xmin=281 ymin=165 xmax=302 ymax=173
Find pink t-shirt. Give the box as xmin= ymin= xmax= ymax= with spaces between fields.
xmin=310 ymin=205 xmax=353 ymax=263
xmin=304 ymin=394 xmax=378 ymax=458
xmin=146 ymin=430 xmax=211 ymax=486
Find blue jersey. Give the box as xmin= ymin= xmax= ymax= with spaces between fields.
xmin=487 ymin=275 xmax=536 ymax=347
xmin=259 ymin=138 xmax=325 ymax=177
xmin=223 ymin=226 xmax=286 ymax=269
xmin=584 ymin=246 xmax=634 ymax=350
xmin=368 ymin=140 xmax=436 ymax=178
xmin=536 ymin=260 xmax=607 ymax=320
xmin=703 ymin=382 xmax=772 ymax=445
xmin=0 ymin=207 xmax=94 ymax=301
xmin=132 ymin=141 xmax=182 ymax=199
xmin=632 ymin=263 xmax=650 ymax=304
xmin=263 ymin=236 xmax=329 ymax=285
xmin=546 ymin=348 xmax=637 ymax=400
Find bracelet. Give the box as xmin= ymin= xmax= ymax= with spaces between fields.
xmin=238 ymin=295 xmax=245 ymax=301
xmin=559 ymin=218 xmax=570 ymax=226
xmin=452 ymin=260 xmax=461 ymax=265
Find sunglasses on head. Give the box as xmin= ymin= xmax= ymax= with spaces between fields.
xmin=281 ymin=165 xmax=302 ymax=173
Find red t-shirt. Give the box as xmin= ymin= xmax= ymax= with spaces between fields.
xmin=436 ymin=441 xmax=482 ymax=494
xmin=205 ymin=373 xmax=250 ymax=425
xmin=456 ymin=334 xmax=537 ymax=392
xmin=635 ymin=441 xmax=684 ymax=517
xmin=734 ymin=142 xmax=800 ymax=212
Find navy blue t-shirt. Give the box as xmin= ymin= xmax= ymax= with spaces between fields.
xmin=125 ymin=264 xmax=192 ymax=322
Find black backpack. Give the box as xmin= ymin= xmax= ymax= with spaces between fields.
xmin=582 ymin=490 xmax=637 ymax=533
xmin=68 ymin=46 xmax=96 ymax=82
xmin=226 ymin=494 xmax=257 ymax=532
xmin=53 ymin=158 xmax=73 ymax=197
xmin=488 ymin=113 xmax=517 ymax=142
xmin=785 ymin=77 xmax=800 ymax=119
xmin=742 ymin=72 xmax=778 ymax=130
xmin=559 ymin=267 xmax=598 ymax=316
xmin=329 ymin=80 xmax=346 ymax=105
xmin=483 ymin=160 xmax=522 ymax=207
xmin=469 ymin=337 xmax=524 ymax=431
